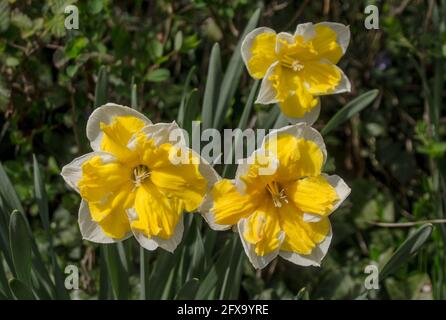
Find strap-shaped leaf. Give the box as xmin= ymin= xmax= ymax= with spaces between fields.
xmin=213 ymin=8 xmax=261 ymax=130
xmin=202 ymin=43 xmax=222 ymax=130
xmin=9 ymin=278 xmax=35 ymax=300
xmin=175 ymin=278 xmax=199 ymax=300
xmin=9 ymin=210 xmax=32 ymax=287
xmin=321 ymin=89 xmax=379 ymax=135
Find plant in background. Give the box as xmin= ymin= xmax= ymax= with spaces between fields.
xmin=241 ymin=22 xmax=351 ymax=124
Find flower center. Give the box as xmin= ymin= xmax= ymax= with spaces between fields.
xmin=265 ymin=181 xmax=288 ymax=208
xmin=132 ymin=164 xmax=151 ymax=187
xmin=280 ymin=55 xmax=304 ymax=72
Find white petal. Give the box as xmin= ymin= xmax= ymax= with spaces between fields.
xmin=238 ymin=218 xmax=285 ymax=270
xmin=294 ymin=22 xmax=316 ymax=40
xmin=284 ymin=99 xmax=321 ymax=126
xmin=128 ymin=208 xmax=184 ymax=253
xmin=127 ymin=121 xmax=187 ymax=150
xmin=322 ymin=174 xmax=351 ymax=212
xmin=255 ymin=62 xmax=279 ymax=105
xmin=241 ymin=27 xmax=276 ymax=77
xmin=279 ymin=224 xmax=333 ymax=267
xmin=86 ymin=103 xmax=152 ymax=152
xmin=60 ymin=152 xmax=116 ymax=193
xmin=316 ymin=22 xmax=350 ymax=54
xmin=275 ymin=32 xmax=295 ymax=53
xmin=78 ymin=200 xmax=117 ymax=243
xmin=303 ymin=213 xmax=323 ymax=223
xmin=261 ymin=123 xmax=327 ymax=165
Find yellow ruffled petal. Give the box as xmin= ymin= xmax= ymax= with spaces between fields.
xmin=269 ymin=65 xmax=318 ymax=111
xmin=264 ymin=134 xmax=323 ymax=182
xmin=279 ymin=92 xmax=318 ymax=118
xmin=278 ymin=202 xmax=330 ymax=255
xmin=211 ymin=179 xmax=259 ymax=226
xmin=100 ymin=115 xmax=146 ymax=160
xmin=311 ymin=25 xmax=343 ymax=64
xmin=78 ymin=156 xmax=134 ymax=238
xmin=247 ymin=32 xmax=277 ymax=79
xmin=285 ymin=175 xmax=338 ymax=217
xmin=150 ymin=146 xmax=207 ymax=213
xmin=243 ymin=200 xmax=282 ymax=256
xmin=300 ymin=61 xmax=341 ymax=95
xmin=132 ymin=182 xmax=183 ymax=239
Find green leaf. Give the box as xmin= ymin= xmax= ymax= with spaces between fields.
xmin=32 ymin=155 xmax=68 ymax=299
xmin=175 ymin=278 xmax=199 ymax=300
xmin=98 ymin=245 xmax=111 ymax=300
xmin=139 ymin=247 xmax=150 ymax=300
xmin=94 ymin=66 xmax=108 ymax=108
xmin=380 ymin=224 xmax=433 ymax=280
xmin=179 ymin=89 xmax=200 ymax=137
xmin=174 ymin=31 xmax=183 ymax=51
xmin=0 ymin=163 xmax=24 ymax=214
xmin=177 ymin=66 xmax=197 ymax=131
xmin=9 ymin=211 xmax=32 ymax=287
xmin=33 ymin=156 xmax=50 ymax=236
xmin=104 ymin=243 xmax=129 ymax=299
xmin=145 ymin=68 xmax=170 ymax=83
xmin=131 ymin=83 xmax=138 ymax=110
xmin=9 ymin=278 xmax=35 ymax=300
xmin=201 ymin=43 xmax=222 ymax=130
xmin=196 ymin=237 xmax=236 ymax=299
xmin=321 ymin=89 xmax=379 ymax=135
xmin=88 ymin=0 xmax=104 ymax=14
xmin=0 ymin=251 xmax=11 ymax=298
xmin=213 ymin=8 xmax=261 ymax=130
xmin=0 ymin=0 xmax=11 ymax=32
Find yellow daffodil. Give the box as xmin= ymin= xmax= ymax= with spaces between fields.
xmin=241 ymin=22 xmax=351 ymax=125
xmin=200 ymin=124 xmax=350 ymax=269
xmin=61 ymin=103 xmax=216 ymax=252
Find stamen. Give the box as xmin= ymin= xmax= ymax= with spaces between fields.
xmin=132 ymin=164 xmax=151 ymax=188
xmin=265 ymin=181 xmax=288 ymax=208
xmin=280 ymin=55 xmax=304 ymax=72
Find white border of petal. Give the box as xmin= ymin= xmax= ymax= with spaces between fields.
xmin=60 ymin=151 xmax=116 ymax=193
xmin=240 ymin=27 xmax=276 ymax=78
xmin=127 ymin=121 xmax=187 ymax=149
xmin=86 ymin=103 xmax=152 ymax=152
xmin=238 ymin=217 xmax=285 ymax=270
xmin=261 ymin=123 xmax=327 ymax=164
xmin=316 ymin=22 xmax=350 ymax=53
xmin=279 ymin=223 xmax=333 ymax=267
xmin=284 ymin=99 xmax=321 ymax=126
xmin=128 ymin=208 xmax=185 ymax=253
xmin=78 ymin=200 xmax=124 ymax=243
xmin=255 ymin=62 xmax=279 ymax=105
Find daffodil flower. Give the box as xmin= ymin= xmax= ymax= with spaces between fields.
xmin=241 ymin=22 xmax=351 ymax=125
xmin=61 ymin=103 xmax=217 ymax=252
xmin=200 ymin=124 xmax=350 ymax=269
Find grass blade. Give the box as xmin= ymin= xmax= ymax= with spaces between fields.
xmin=321 ymin=89 xmax=379 ymax=136
xmin=0 ymin=163 xmax=24 ymax=214
xmin=174 ymin=278 xmax=199 ymax=300
xmin=9 ymin=211 xmax=32 ymax=287
xmin=380 ymin=224 xmax=433 ymax=280
xmin=94 ymin=66 xmax=108 ymax=108
xmin=9 ymin=278 xmax=35 ymax=300
xmin=202 ymin=43 xmax=222 ymax=130
xmin=104 ymin=243 xmax=129 ymax=300
xmin=213 ymin=8 xmax=261 ymax=130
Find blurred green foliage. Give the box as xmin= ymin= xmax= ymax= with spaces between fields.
xmin=0 ymin=0 xmax=445 ymax=300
